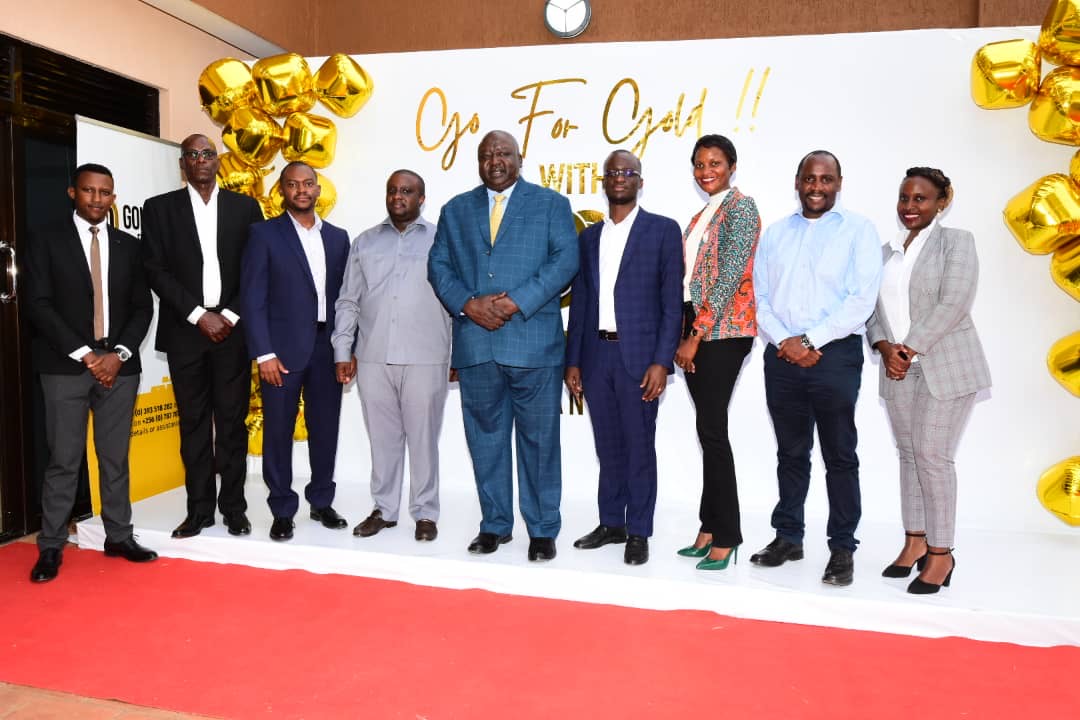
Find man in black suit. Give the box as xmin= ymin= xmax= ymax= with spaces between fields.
xmin=142 ymin=134 xmax=264 ymax=539
xmin=25 ymin=163 xmax=157 ymax=582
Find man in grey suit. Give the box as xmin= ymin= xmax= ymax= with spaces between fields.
xmin=25 ymin=163 xmax=157 ymax=582
xmin=332 ymin=170 xmax=451 ymax=542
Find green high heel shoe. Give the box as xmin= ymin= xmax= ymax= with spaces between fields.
xmin=696 ymin=545 xmax=738 ymax=570
xmin=676 ymin=541 xmax=712 ymax=558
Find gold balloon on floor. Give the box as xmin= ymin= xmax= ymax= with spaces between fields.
xmin=1003 ymin=174 xmax=1080 ymax=254
xmin=282 ymin=112 xmax=337 ymax=168
xmin=1039 ymin=0 xmax=1080 ymax=66
xmin=971 ymin=39 xmax=1041 ymax=109
xmin=216 ymin=152 xmax=272 ymax=198
xmin=199 ymin=58 xmax=257 ymax=125
xmin=314 ymin=53 xmax=374 ymax=118
xmin=1051 ymin=237 xmax=1080 ymax=300
xmin=245 ymin=362 xmax=309 ymax=456
xmin=1036 ymin=456 xmax=1080 ymax=525
xmin=252 ymin=53 xmax=317 ymax=117
xmin=1047 ymin=330 xmax=1080 ymax=396
xmin=223 ymin=107 xmax=284 ymax=168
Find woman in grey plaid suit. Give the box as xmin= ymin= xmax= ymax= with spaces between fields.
xmin=866 ymin=167 xmax=991 ymax=595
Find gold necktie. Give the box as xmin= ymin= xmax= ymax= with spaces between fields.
xmin=89 ymin=225 xmax=105 ymax=341
xmin=490 ymin=194 xmax=505 ymax=246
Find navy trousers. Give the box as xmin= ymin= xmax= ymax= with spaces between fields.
xmin=457 ymin=361 xmax=562 ymax=539
xmin=763 ymin=334 xmax=863 ymax=552
xmin=582 ymin=340 xmax=659 ymax=537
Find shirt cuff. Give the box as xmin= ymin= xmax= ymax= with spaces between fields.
xmin=256 ymin=352 xmax=277 ymax=364
xmin=333 ymin=346 xmax=353 ymax=364
xmin=221 ymin=309 xmax=240 ymax=325
xmin=187 ymin=307 xmax=207 ymax=325
xmin=69 ymin=345 xmax=92 ymax=362
xmin=114 ymin=345 xmax=132 ymax=359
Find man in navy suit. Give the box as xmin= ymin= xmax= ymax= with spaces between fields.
xmin=428 ymin=130 xmax=579 ymax=561
xmin=564 ymin=150 xmax=683 ymax=565
xmin=241 ymin=162 xmax=350 ymax=541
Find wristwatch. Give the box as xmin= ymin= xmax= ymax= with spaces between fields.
xmin=799 ymin=334 xmax=815 ymax=351
xmin=114 ymin=347 xmax=132 ymax=362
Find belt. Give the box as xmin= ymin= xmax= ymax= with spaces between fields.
xmin=316 ymin=321 xmax=327 ymax=331
xmin=598 ymin=330 xmax=618 ymax=341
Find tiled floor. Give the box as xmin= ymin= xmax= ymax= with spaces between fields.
xmin=0 ymin=682 xmax=215 ymax=719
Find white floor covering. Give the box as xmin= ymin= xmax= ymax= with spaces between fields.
xmin=77 ymin=480 xmax=1080 ymax=649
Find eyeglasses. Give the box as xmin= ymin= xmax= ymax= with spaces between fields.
xmin=603 ymin=169 xmax=641 ymax=179
xmin=181 ymin=149 xmax=217 ymax=161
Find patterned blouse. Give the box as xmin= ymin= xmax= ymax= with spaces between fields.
xmin=684 ymin=187 xmax=760 ymax=340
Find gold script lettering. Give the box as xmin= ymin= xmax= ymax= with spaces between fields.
xmin=510 ymin=78 xmax=587 ymax=157
xmin=415 ymin=87 xmax=480 ymax=171
xmin=602 ymin=79 xmax=707 ymax=157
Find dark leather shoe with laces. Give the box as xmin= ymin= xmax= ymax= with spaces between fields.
xmin=528 ymin=537 xmax=557 ymax=562
xmin=573 ymin=524 xmax=628 ymax=549
xmin=353 ymin=509 xmax=396 ymax=537
xmin=467 ymin=532 xmax=512 ymax=554
xmin=415 ymin=519 xmax=438 ymax=542
xmin=31 ymin=548 xmax=63 ymax=583
xmin=103 ymin=537 xmax=158 ymax=562
xmin=171 ymin=515 xmax=214 ymax=539
xmin=310 ymin=506 xmax=347 ymax=529
xmin=223 ymin=512 xmax=252 ymax=536
xmin=624 ymin=535 xmax=649 ymax=565
xmin=822 ymin=549 xmax=854 ymax=586
xmin=270 ymin=517 xmax=294 ymax=541
xmin=750 ymin=537 xmax=804 ymax=567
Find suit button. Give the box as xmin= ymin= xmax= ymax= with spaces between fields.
xmin=488 ymin=272 xmax=494 ymax=278
xmin=484 ymin=250 xmax=490 ymax=256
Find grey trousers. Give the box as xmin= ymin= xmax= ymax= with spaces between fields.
xmin=38 ymin=371 xmax=138 ymax=551
xmin=355 ymin=362 xmax=448 ymax=523
xmin=884 ymin=363 xmax=975 ymax=548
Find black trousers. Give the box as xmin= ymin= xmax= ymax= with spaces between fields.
xmin=167 ymin=329 xmax=250 ymax=518
xmin=683 ymin=336 xmax=753 ymax=547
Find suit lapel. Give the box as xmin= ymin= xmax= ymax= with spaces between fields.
xmin=473 ymin=187 xmax=493 ymax=247
xmin=177 ymin=188 xmax=203 ymax=265
xmin=66 ymin=219 xmax=94 ymax=294
xmin=278 ymin=214 xmax=318 ymax=296
xmin=615 ymin=209 xmax=645 ymax=284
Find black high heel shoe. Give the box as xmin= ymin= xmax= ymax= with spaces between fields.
xmin=881 ymin=531 xmax=928 ymax=578
xmin=907 ymin=548 xmax=954 ymax=595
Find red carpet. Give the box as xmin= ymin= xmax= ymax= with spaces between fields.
xmin=3 ymin=541 xmax=1078 ymax=719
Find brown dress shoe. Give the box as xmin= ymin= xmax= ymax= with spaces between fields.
xmin=353 ymin=509 xmax=397 ymax=537
xmin=415 ymin=519 xmax=438 ymax=542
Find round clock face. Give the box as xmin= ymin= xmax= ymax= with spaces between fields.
xmin=544 ymin=0 xmax=592 ymax=39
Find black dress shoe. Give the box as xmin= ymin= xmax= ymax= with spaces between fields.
xmin=573 ymin=524 xmax=628 ymax=549
xmin=528 ymin=537 xmax=557 ymax=562
xmin=270 ymin=517 xmax=294 ymax=541
xmin=750 ymin=537 xmax=804 ymax=567
xmin=468 ymin=532 xmax=512 ymax=554
xmin=171 ymin=515 xmax=214 ymax=539
xmin=310 ymin=506 xmax=348 ymax=529
xmin=31 ymin=548 xmax=63 ymax=583
xmin=103 ymin=537 xmax=158 ymax=562
xmin=624 ymin=535 xmax=649 ymax=565
xmin=822 ymin=548 xmax=854 ymax=586
xmin=223 ymin=512 xmax=252 ymax=536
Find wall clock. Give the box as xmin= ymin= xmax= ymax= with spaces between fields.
xmin=543 ymin=0 xmax=592 ymax=40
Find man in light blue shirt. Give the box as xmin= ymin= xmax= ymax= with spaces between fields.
xmin=749 ymin=150 xmax=882 ymax=587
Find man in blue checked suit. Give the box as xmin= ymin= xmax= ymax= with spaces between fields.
xmin=428 ymin=130 xmax=579 ymax=562
xmin=564 ymin=150 xmax=683 ymax=566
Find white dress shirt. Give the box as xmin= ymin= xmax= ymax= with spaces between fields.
xmin=683 ymin=188 xmax=731 ymax=301
xmin=185 ymin=183 xmax=240 ymax=326
xmin=598 ymin=204 xmax=640 ymax=331
xmin=879 ymin=216 xmax=937 ymax=358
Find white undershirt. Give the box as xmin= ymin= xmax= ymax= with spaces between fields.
xmin=880 ymin=216 xmax=937 ymax=355
xmin=184 ymin=184 xmax=240 ymax=326
xmin=683 ymin=188 xmax=731 ymax=302
xmin=598 ymin=204 xmax=640 ymax=331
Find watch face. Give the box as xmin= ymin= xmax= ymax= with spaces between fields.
xmin=544 ymin=0 xmax=592 ymax=39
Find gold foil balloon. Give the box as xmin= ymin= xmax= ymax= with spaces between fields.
xmin=252 ymin=53 xmax=317 ymax=117
xmin=216 ymin=152 xmax=272 ymax=198
xmin=971 ymin=39 xmax=1041 ymax=110
xmin=1036 ymin=456 xmax=1080 ymax=526
xmin=1039 ymin=0 xmax=1080 ymax=66
xmin=282 ymin=112 xmax=337 ymax=168
xmin=572 ymin=209 xmax=606 ymax=234
xmin=267 ymin=171 xmax=337 ymax=219
xmin=314 ymin=53 xmax=374 ymax=118
xmin=1003 ymin=174 xmax=1080 ymax=254
xmin=1029 ymin=66 xmax=1080 ymax=145
xmin=222 ymin=107 xmax=284 ymax=168
xmin=1047 ymin=329 xmax=1080 ymax=396
xmin=198 ymin=58 xmax=257 ymax=126
xmin=1051 ymin=237 xmax=1080 ymax=301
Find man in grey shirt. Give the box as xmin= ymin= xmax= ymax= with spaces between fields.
xmin=332 ymin=170 xmax=452 ymax=541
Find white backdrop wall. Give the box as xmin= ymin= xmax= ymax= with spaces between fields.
xmin=256 ymin=26 xmax=1078 ymax=537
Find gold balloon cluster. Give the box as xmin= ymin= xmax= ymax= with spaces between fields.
xmin=201 ymin=53 xmax=372 ymax=454
xmin=198 ymin=53 xmax=374 ymax=220
xmin=971 ymin=0 xmax=1080 ymax=525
